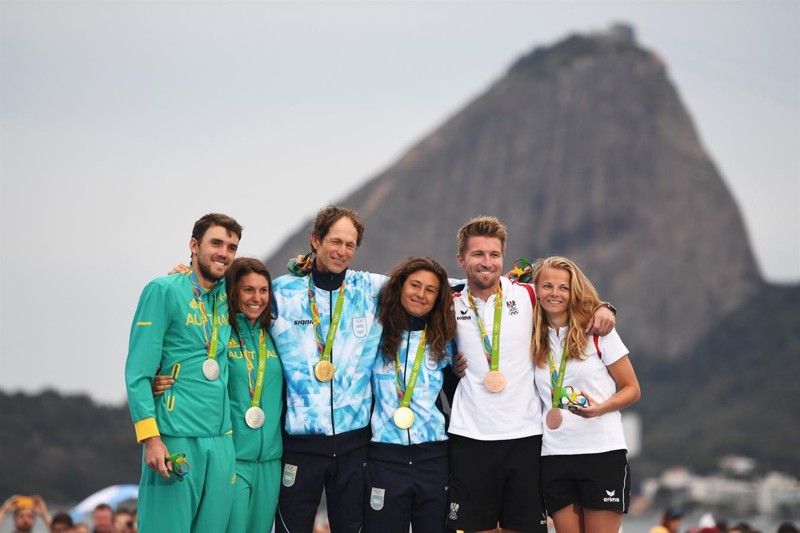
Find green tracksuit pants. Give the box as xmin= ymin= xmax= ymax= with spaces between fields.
xmin=226 ymin=458 xmax=281 ymax=533
xmin=137 ymin=433 xmax=236 ymax=532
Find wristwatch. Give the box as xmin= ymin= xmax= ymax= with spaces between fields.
xmin=600 ymin=302 xmax=617 ymax=315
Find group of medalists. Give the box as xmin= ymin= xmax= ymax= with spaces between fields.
xmin=124 ymin=205 xmax=641 ymax=533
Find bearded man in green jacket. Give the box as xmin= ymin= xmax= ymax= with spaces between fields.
xmin=125 ymin=213 xmax=242 ymax=533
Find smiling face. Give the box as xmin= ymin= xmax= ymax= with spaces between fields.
xmin=535 ymin=266 xmax=571 ymax=327
xmin=457 ymin=235 xmax=504 ymax=299
xmin=311 ymin=217 xmax=359 ymax=274
xmin=190 ymin=224 xmax=239 ymax=288
xmin=400 ymin=269 xmax=440 ymax=318
xmin=237 ymin=272 xmax=270 ymax=325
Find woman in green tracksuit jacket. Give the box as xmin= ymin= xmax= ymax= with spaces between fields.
xmin=155 ymin=258 xmax=284 ymax=532
xmin=224 ymin=258 xmax=284 ymax=533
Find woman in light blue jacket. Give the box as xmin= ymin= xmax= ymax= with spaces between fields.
xmin=365 ymin=257 xmax=457 ymax=533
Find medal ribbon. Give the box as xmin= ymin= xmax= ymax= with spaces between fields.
xmin=308 ymin=275 xmax=346 ymax=364
xmin=394 ymin=328 xmax=427 ymax=409
xmin=466 ymin=286 xmax=503 ymax=371
xmin=239 ymin=327 xmax=273 ymax=407
xmin=188 ymin=269 xmax=220 ymax=361
xmin=548 ymin=342 xmax=569 ymax=408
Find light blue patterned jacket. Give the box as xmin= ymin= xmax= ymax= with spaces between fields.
xmin=370 ymin=322 xmax=453 ymax=446
xmin=271 ymin=268 xmax=385 ymax=450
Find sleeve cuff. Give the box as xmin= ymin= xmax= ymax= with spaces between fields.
xmin=134 ymin=418 xmax=160 ymax=443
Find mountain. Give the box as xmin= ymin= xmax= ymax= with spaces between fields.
xmin=265 ymin=24 xmax=760 ymax=360
xmin=265 ymin=25 xmax=798 ymax=477
xmin=2 ymin=25 xmax=793 ymax=506
xmin=634 ymin=282 xmax=800 ymax=477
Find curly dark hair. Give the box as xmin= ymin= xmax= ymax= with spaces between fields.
xmin=378 ymin=257 xmax=456 ymax=363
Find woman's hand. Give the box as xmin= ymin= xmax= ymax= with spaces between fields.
xmin=568 ymin=392 xmax=602 ymax=418
xmin=453 ymin=352 xmax=468 ymax=378
xmin=168 ymin=263 xmax=191 ymax=275
xmin=152 ymin=375 xmax=175 ymax=397
xmin=570 ymin=355 xmax=641 ymax=417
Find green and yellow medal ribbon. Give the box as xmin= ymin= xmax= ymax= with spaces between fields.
xmin=188 ymin=269 xmax=219 ymax=361
xmin=548 ymin=343 xmax=569 ymax=408
xmin=394 ymin=328 xmax=428 ymax=409
xmin=467 ymin=286 xmax=503 ymax=372
xmin=239 ymin=328 xmax=273 ymax=407
xmin=308 ymin=275 xmax=346 ymax=366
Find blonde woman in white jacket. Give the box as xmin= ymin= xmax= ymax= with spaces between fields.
xmin=531 ymin=256 xmax=641 ymax=533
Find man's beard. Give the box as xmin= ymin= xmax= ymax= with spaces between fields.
xmin=470 ymin=272 xmax=499 ymax=291
xmin=197 ymin=256 xmax=223 ymax=283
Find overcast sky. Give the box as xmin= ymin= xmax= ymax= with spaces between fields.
xmin=1 ymin=0 xmax=798 ymax=405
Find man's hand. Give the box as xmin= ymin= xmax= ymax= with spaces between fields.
xmin=585 ymin=305 xmax=615 ymax=335
xmin=0 ymin=495 xmax=21 ymax=514
xmin=32 ymin=495 xmax=51 ymax=524
xmin=143 ymin=436 xmax=172 ymax=479
xmin=152 ymin=375 xmax=175 ymax=397
xmin=505 ymin=258 xmax=533 ymax=283
xmin=287 ymin=253 xmax=313 ymax=276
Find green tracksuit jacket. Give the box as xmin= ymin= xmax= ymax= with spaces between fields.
xmin=225 ymin=315 xmax=284 ymax=532
xmin=125 ymin=272 xmax=232 ymax=441
xmin=227 ymin=314 xmax=283 ymax=461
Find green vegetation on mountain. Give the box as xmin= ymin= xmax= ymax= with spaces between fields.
xmin=0 ymin=391 xmax=140 ymax=504
xmin=634 ymin=282 xmax=800 ymax=478
xmin=2 ymin=25 xmax=797 ymax=505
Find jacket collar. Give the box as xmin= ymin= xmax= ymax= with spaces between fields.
xmin=310 ymin=264 xmax=347 ymax=291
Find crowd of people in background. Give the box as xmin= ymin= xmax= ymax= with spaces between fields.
xmin=2 ymin=494 xmax=797 ymax=533
xmin=649 ymin=507 xmax=798 ymax=533
xmin=0 ymin=496 xmax=135 ymax=533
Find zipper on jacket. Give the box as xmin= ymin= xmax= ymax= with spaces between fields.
xmin=403 ymin=330 xmax=412 ymax=448
xmin=328 ymin=286 xmax=337 ymax=455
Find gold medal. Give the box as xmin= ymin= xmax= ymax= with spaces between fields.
xmin=393 ymin=406 xmax=415 ymax=429
xmin=202 ymin=359 xmax=220 ymax=381
xmin=314 ymin=360 xmax=334 ymax=382
xmin=244 ymin=406 xmax=265 ymax=429
xmin=546 ymin=408 xmax=563 ymax=430
xmin=484 ymin=370 xmax=506 ymax=393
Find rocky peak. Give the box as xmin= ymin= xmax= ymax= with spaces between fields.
xmin=267 ymin=26 xmax=760 ymax=359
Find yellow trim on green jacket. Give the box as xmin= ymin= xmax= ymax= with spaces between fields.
xmin=135 ymin=417 xmax=160 ymax=443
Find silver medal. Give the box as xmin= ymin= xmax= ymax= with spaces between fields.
xmin=245 ymin=406 xmax=265 ymax=429
xmin=202 ymin=359 xmax=220 ymax=381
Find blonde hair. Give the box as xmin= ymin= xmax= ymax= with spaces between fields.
xmin=531 ymin=256 xmax=602 ymax=367
xmin=456 ymin=216 xmax=507 ymax=258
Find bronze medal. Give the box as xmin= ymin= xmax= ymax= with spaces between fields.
xmin=314 ymin=360 xmax=334 ymax=382
xmin=202 ymin=359 xmax=220 ymax=381
xmin=393 ymin=406 xmax=415 ymax=429
xmin=245 ymin=406 xmax=265 ymax=429
xmin=483 ymin=370 xmax=507 ymax=393
xmin=546 ymin=408 xmax=563 ymax=430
